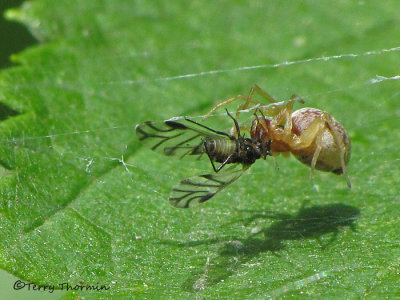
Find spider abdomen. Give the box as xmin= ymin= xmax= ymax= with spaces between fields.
xmin=291 ymin=107 xmax=351 ymax=174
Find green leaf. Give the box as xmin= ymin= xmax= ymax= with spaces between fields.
xmin=1 ymin=0 xmax=400 ymax=298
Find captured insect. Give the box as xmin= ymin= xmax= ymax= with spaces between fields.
xmin=136 ymin=85 xmax=351 ymax=207
xmin=205 ymin=84 xmax=352 ymax=188
xmin=135 ymin=110 xmax=271 ymax=208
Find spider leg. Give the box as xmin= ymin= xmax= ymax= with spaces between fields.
xmin=286 ymin=117 xmax=326 ymax=182
xmin=310 ymin=127 xmax=323 ymax=181
xmin=287 ymin=112 xmax=351 ymax=187
xmin=203 ymin=84 xmax=278 ymax=120
xmin=273 ymin=98 xmax=295 ymax=131
xmin=235 ymin=85 xmax=279 ymax=119
xmin=203 ymin=94 xmax=255 ymax=120
xmin=320 ymin=113 xmax=351 ymax=188
xmin=250 ymin=84 xmax=278 ymax=103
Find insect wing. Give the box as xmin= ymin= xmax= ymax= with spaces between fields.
xmin=135 ymin=119 xmax=224 ymax=159
xmin=169 ymin=166 xmax=248 ymax=208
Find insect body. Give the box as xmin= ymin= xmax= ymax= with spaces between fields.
xmin=136 ymin=111 xmax=271 ymax=208
xmin=206 ymin=85 xmax=352 ymax=187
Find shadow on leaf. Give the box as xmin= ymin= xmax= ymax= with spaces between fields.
xmin=162 ymin=202 xmax=360 ymax=292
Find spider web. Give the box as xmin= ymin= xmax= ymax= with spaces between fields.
xmin=5 ymin=43 xmax=399 ymax=182
xmin=1 ymin=1 xmax=400 ymax=298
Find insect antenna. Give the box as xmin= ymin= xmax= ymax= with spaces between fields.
xmin=183 ymin=117 xmax=234 ymax=139
xmin=225 ymin=109 xmax=241 ymax=137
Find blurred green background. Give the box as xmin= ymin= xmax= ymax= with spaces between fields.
xmin=0 ymin=0 xmax=36 ymax=69
xmin=0 ymin=0 xmax=399 ymax=299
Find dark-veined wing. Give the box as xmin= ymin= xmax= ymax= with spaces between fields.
xmin=169 ymin=165 xmax=249 ymax=208
xmin=135 ymin=118 xmax=227 ymax=159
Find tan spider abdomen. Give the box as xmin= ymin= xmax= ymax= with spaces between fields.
xmin=208 ymin=85 xmax=352 ymax=187
xmin=290 ymin=108 xmax=351 ymax=174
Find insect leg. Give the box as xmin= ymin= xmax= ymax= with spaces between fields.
xmin=215 ymin=153 xmax=234 ymax=172
xmin=204 ymin=141 xmax=219 ymax=173
xmin=204 ymin=141 xmax=234 ymax=173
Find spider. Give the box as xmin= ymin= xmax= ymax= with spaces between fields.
xmin=205 ymin=84 xmax=352 ymax=188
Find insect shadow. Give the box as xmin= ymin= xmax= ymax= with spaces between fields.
xmin=162 ymin=202 xmax=360 ymax=292
xmin=229 ymin=202 xmax=361 ymax=251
